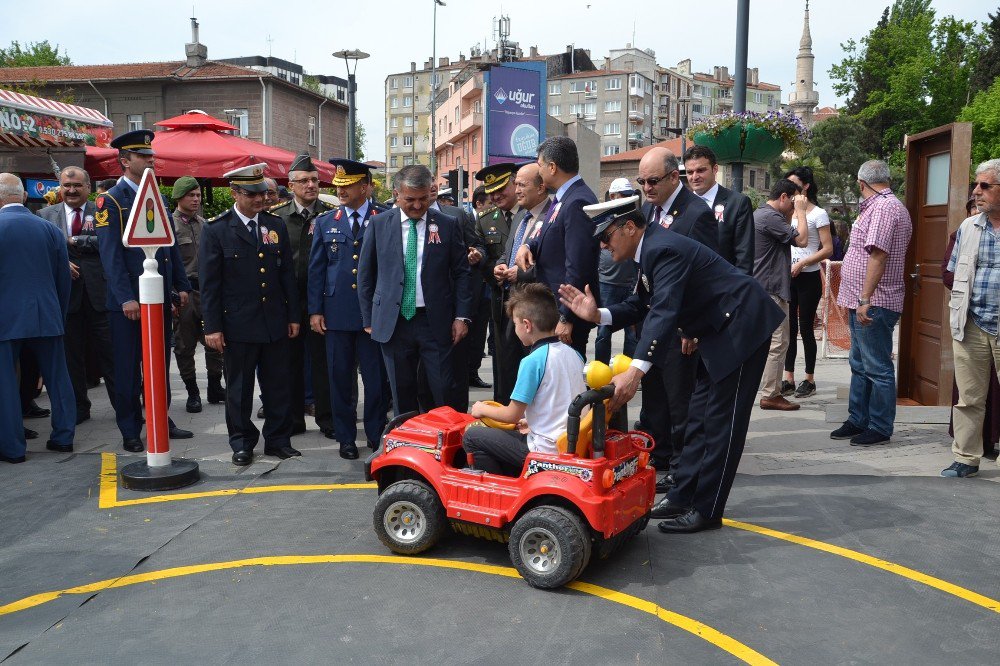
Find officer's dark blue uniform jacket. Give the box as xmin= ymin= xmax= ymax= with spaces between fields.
xmin=199 ymin=208 xmax=298 ymax=344
xmin=94 ymin=179 xmax=191 ymax=308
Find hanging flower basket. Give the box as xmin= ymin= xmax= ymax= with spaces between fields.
xmin=688 ymin=111 xmax=810 ymax=164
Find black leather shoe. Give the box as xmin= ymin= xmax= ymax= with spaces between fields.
xmin=23 ymin=401 xmax=50 ymax=419
xmin=367 ymin=440 xmax=378 ymax=450
xmin=232 ymin=449 xmax=252 ymax=466
xmin=469 ymin=374 xmax=492 ymax=389
xmin=657 ymin=509 xmax=723 ymax=534
xmin=123 ymin=438 xmax=144 ymax=453
xmin=46 ymin=440 xmax=73 ymax=453
xmin=339 ymin=443 xmax=359 ymax=460
xmin=650 ymin=496 xmax=688 ymax=519
xmin=321 ymin=428 xmax=336 ymax=440
xmin=0 ymin=453 xmax=26 ymax=464
xmin=655 ymin=474 xmax=675 ymax=494
xmin=256 ymin=406 xmax=265 ymax=419
xmin=168 ymin=425 xmax=194 ymax=439
xmin=291 ymin=423 xmax=307 ymax=436
xmin=186 ymin=394 xmax=202 ymax=413
xmin=24 ymin=427 xmax=38 ymax=440
xmin=76 ymin=411 xmax=91 ymax=425
xmin=264 ymin=445 xmax=301 ymax=459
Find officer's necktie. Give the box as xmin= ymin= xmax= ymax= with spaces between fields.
xmin=71 ymin=208 xmax=82 ymax=236
xmin=351 ymin=211 xmax=361 ymax=237
xmin=401 ymin=218 xmax=418 ymax=320
xmin=508 ymin=213 xmax=529 ymax=265
xmin=247 ymin=219 xmax=258 ymax=247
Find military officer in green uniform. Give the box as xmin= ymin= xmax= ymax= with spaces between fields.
xmin=267 ymin=153 xmax=336 ymax=438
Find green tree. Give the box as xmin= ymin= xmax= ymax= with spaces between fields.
xmin=958 ymin=77 xmax=1000 ymax=165
xmin=970 ymin=7 xmax=1000 ymax=95
xmin=353 ymin=122 xmax=366 ymax=161
xmin=807 ymin=116 xmax=872 ymax=220
xmin=0 ymin=40 xmax=71 ymax=67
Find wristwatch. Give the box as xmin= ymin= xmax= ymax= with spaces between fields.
xmin=559 ymin=314 xmax=569 ymax=324
xmin=857 ymin=298 xmax=870 ymax=306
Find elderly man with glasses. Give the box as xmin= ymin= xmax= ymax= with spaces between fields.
xmin=199 ymin=164 xmax=301 ymax=466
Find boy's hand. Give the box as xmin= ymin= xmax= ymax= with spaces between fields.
xmin=516 ymin=418 xmax=529 ymax=434
xmin=470 ymin=401 xmax=486 ymax=418
xmin=558 ymin=283 xmax=600 ymax=324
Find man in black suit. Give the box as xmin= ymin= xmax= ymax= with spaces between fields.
xmin=200 ymin=164 xmax=301 ymax=466
xmin=492 ymin=161 xmax=550 ymax=403
xmin=515 ymin=136 xmax=599 ymax=356
xmin=684 ymin=145 xmax=755 ymax=275
xmin=635 ymin=146 xmax=720 ymax=492
xmin=357 ymin=165 xmax=472 ymax=415
xmin=560 ymin=196 xmax=783 ymax=533
xmin=38 ymin=167 xmax=114 ymax=424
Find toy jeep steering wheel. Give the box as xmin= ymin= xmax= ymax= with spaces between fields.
xmin=479 ymin=401 xmax=517 ymax=430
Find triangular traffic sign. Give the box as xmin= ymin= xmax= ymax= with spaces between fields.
xmin=123 ymin=168 xmax=175 ymax=248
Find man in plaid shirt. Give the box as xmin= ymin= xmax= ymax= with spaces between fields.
xmin=941 ymin=159 xmax=1000 ymax=478
xmin=831 ymin=160 xmax=912 ymax=446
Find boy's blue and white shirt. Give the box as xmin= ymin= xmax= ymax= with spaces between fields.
xmin=511 ymin=337 xmax=586 ymax=454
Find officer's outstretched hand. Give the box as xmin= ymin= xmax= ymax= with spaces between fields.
xmin=288 ymin=323 xmax=300 ymax=339
xmin=558 ymin=284 xmax=600 ymax=324
xmin=205 ymin=332 xmax=225 ymax=352
xmin=310 ymin=314 xmax=326 ymax=334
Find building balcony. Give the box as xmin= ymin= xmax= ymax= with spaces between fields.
xmin=629 ymin=111 xmax=644 ymax=122
xmin=460 ymin=76 xmax=483 ymax=100
xmin=436 ymin=110 xmax=483 ymax=145
xmin=627 ymin=131 xmax=644 ymax=144
xmin=629 ymin=86 xmax=644 ymax=98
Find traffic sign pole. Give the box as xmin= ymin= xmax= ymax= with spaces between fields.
xmin=119 ymin=168 xmax=199 ymax=492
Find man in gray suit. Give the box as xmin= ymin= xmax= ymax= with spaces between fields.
xmin=358 ymin=165 xmax=473 ymax=415
xmin=38 ymin=167 xmax=114 ymax=424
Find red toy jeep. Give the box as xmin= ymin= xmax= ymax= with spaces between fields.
xmin=365 ymin=377 xmax=656 ymax=589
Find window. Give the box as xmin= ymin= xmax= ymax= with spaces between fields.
xmin=390 ymin=117 xmax=399 ymax=128
xmin=227 ymin=109 xmax=248 ymax=137
xmin=764 ymin=172 xmax=771 ymax=189
xmin=692 ymin=103 xmax=703 ymax=113
xmin=549 ymin=104 xmax=561 ymax=116
xmin=391 ymin=77 xmax=398 ymax=89
xmin=390 ymin=96 xmax=399 ymax=109
xmin=403 ymin=156 xmax=414 ymax=166
xmin=403 ymin=95 xmax=413 ymax=107
xmin=749 ymin=170 xmax=756 ymax=188
xmin=606 ymin=77 xmax=621 ymax=90
xmin=603 ymin=123 xmax=621 ymax=136
xmin=455 ymin=106 xmax=460 ymax=122
xmin=403 ymin=135 xmax=413 ymax=147
xmin=308 ymin=116 xmax=316 ymax=146
xmin=473 ymin=100 xmax=481 ymax=113
xmin=604 ymin=100 xmax=621 ymax=113
xmin=390 ymin=156 xmax=398 ymax=167
xmin=569 ymin=102 xmax=595 ymax=116
xmin=645 ymin=104 xmax=651 ymax=116
xmin=404 ymin=116 xmax=413 ymax=127
xmin=694 ymin=84 xmax=703 ymax=95
xmin=390 ymin=136 xmax=398 ymax=148
xmin=127 ymin=114 xmax=143 ymax=131
xmin=404 ymin=75 xmax=413 ymax=88
xmin=629 ymin=74 xmax=640 ymax=88
xmin=629 ymin=100 xmax=639 ymax=112
xmin=603 ymin=144 xmax=621 ymax=156
xmin=549 ymin=82 xmax=561 ymax=95
xmin=569 ymin=80 xmax=598 ymax=94
xmin=753 ymin=92 xmax=763 ymax=104
xmin=472 ymin=136 xmax=477 ymax=153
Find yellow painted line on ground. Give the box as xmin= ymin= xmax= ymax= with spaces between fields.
xmin=98 ymin=452 xmax=376 ymax=509
xmin=723 ymin=518 xmax=1000 ymax=614
xmin=0 ymin=554 xmax=776 ymax=666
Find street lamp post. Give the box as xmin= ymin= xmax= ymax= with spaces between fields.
xmin=333 ymin=48 xmax=370 ymax=160
xmin=430 ymin=0 xmax=446 ymax=177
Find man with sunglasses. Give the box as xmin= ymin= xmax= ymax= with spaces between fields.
xmin=560 ymin=196 xmax=782 ymax=533
xmin=830 ymin=160 xmax=912 ymax=446
xmin=942 ymin=159 xmax=1000 ymax=478
xmin=633 ymin=146 xmax=720 ymax=496
xmin=200 ymin=164 xmax=300 ymax=466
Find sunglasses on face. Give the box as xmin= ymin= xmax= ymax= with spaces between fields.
xmin=598 ymin=222 xmax=626 ymax=244
xmin=973 ymin=181 xmax=997 ymax=191
xmin=636 ymin=175 xmax=667 ymax=187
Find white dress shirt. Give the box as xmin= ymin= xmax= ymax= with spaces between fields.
xmin=700 ymin=182 xmax=720 ymax=209
xmin=232 ymin=206 xmax=259 ymax=237
xmin=598 ymin=236 xmax=651 ymax=373
xmin=400 ymin=208 xmax=427 ymax=307
xmin=62 ymin=202 xmax=84 ymax=237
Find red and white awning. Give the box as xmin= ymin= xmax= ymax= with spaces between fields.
xmin=0 ymin=88 xmax=113 ymax=148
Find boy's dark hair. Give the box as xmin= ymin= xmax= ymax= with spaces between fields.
xmin=769 ymin=178 xmax=801 ymax=201
xmin=505 ymin=283 xmax=559 ymax=332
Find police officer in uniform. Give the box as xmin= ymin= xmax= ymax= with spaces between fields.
xmin=94 ymin=130 xmax=193 ymax=452
xmin=267 ymin=153 xmax=336 ymax=437
xmin=199 ymin=164 xmax=300 ymax=465
xmin=309 ymin=159 xmax=389 ymax=459
xmin=170 ymin=176 xmax=224 ymax=413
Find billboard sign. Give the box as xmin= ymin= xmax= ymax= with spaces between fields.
xmin=487 ymin=64 xmax=543 ymax=163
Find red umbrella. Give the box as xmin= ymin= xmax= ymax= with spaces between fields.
xmin=155 ymin=110 xmax=238 ymax=132
xmin=85 ymin=114 xmax=336 ymax=186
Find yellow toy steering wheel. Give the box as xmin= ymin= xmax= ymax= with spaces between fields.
xmin=478 ymin=401 xmax=517 ymax=430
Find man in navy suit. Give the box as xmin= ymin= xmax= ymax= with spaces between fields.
xmin=200 ymin=164 xmax=301 ymax=465
xmin=357 ymin=165 xmax=473 ymax=415
xmin=560 ymin=196 xmax=783 ymax=533
xmin=635 ymin=146 xmax=721 ymax=492
xmin=95 ymin=129 xmax=193 ymax=453
xmin=309 ymin=159 xmax=389 ymax=460
xmin=0 ymin=174 xmax=75 ymax=463
xmin=38 ymin=166 xmax=115 ymax=424
xmin=515 ymin=136 xmax=600 ymax=356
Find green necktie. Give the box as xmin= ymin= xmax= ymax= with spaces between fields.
xmin=402 ymin=218 xmax=418 ymax=320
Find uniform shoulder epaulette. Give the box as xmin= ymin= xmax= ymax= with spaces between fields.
xmin=268 ymin=200 xmax=292 ymax=212
xmin=259 ymin=209 xmax=282 ymax=221
xmin=318 ymin=200 xmax=336 ymax=210
xmin=207 ymin=212 xmax=226 ymax=224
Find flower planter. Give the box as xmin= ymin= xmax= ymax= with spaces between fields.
xmin=693 ymin=123 xmax=786 ymax=164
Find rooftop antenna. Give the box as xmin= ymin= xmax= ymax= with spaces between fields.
xmin=266 ymin=35 xmax=274 ymax=57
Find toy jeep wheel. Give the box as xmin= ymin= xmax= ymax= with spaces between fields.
xmin=374 ymin=480 xmax=446 ymax=555
xmin=509 ymin=506 xmax=592 ymax=589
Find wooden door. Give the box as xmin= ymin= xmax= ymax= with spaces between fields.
xmin=898 ymin=123 xmax=972 ymax=405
